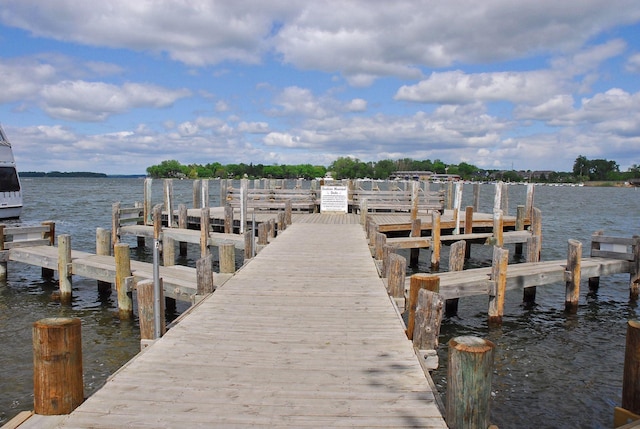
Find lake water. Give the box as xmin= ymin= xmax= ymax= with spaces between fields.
xmin=1 ymin=178 xmax=639 ymax=428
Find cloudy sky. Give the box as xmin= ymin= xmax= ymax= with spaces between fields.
xmin=1 ymin=1 xmax=639 ymax=175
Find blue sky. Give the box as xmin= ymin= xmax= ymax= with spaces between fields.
xmin=1 ymin=0 xmax=640 ymax=175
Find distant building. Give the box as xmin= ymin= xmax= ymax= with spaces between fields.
xmin=389 ymin=170 xmax=433 ymax=180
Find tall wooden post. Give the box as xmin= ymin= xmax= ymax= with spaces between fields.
xmin=192 ymin=179 xmax=201 ymax=209
xmin=446 ymin=240 xmax=466 ymax=316
xmin=464 ymin=206 xmax=473 ymax=258
xmin=622 ymin=320 xmax=640 ymax=416
xmin=219 ymin=243 xmax=236 ymax=273
xmin=136 ymin=279 xmax=165 ymax=342
xmin=240 ymin=178 xmax=248 ymax=234
xmin=523 ymin=234 xmax=541 ymax=304
xmin=631 ymin=236 xmax=640 ymax=300
xmin=515 ymin=205 xmax=525 ymax=256
xmin=285 ymin=200 xmax=292 ymax=225
xmin=244 ymin=230 xmax=254 ymax=261
xmin=178 ymin=204 xmax=188 ymax=257
xmin=413 ymin=289 xmax=444 ymax=350
xmin=565 ymin=239 xmax=582 ymax=313
xmin=472 ymin=183 xmax=481 ymax=212
xmin=200 ymin=207 xmax=210 ymax=258
xmin=531 ymin=207 xmax=542 ymax=260
xmin=406 ymin=274 xmax=439 ymax=340
xmin=258 ymin=223 xmax=269 ymax=246
xmin=0 ymin=224 xmax=5 ymax=281
xmin=452 ymin=182 xmax=463 ymax=234
xmin=58 ymin=234 xmax=72 ymax=303
xmin=488 ymin=246 xmax=509 ymax=325
xmin=493 ymin=181 xmax=502 ymax=213
xmin=143 ymin=178 xmax=152 ymax=225
xmin=163 ymin=179 xmax=174 ymax=227
xmin=410 ymin=181 xmax=419 ymax=220
xmin=446 ymin=336 xmax=495 ymax=429
xmin=410 ymin=218 xmax=421 ymax=268
xmin=201 ymin=179 xmax=209 ymax=208
xmin=40 ymin=221 xmax=56 ymax=279
xmin=33 ymin=317 xmax=83 ymax=415
xmin=114 ymin=243 xmax=133 ymax=319
xmin=111 ymin=201 xmax=120 ymax=246
xmin=525 ymin=183 xmax=535 ymax=219
xmin=163 ymin=235 xmax=175 ymax=266
xmin=96 ymin=227 xmax=112 ymax=295
xmin=492 ymin=209 xmax=504 ymax=247
xmin=431 ymin=210 xmax=441 ymax=271
xmin=224 ymin=205 xmax=234 ymax=234
xmin=387 ymin=253 xmax=406 ymax=299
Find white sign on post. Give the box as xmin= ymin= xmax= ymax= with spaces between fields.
xmin=320 ymin=186 xmax=348 ymax=213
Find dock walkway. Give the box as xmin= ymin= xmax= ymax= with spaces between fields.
xmin=25 ymin=220 xmax=447 ymax=428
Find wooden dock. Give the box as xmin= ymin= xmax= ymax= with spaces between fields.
xmin=19 ymin=220 xmax=447 ymax=428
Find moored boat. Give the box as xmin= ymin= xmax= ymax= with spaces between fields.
xmin=0 ymin=125 xmax=22 ymax=219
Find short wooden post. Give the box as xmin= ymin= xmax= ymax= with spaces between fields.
xmin=192 ymin=179 xmax=201 ymax=209
xmin=268 ymin=219 xmax=276 ymax=239
xmin=258 ymin=223 xmax=269 ymax=245
xmin=387 ymin=253 xmax=406 ymax=299
xmin=488 ymin=246 xmax=509 ymax=325
xmin=277 ymin=211 xmax=286 ymax=233
xmin=413 ymin=289 xmax=444 ymax=350
xmin=381 ymin=244 xmax=393 ymax=278
xmin=523 ymin=234 xmax=541 ymax=304
xmin=114 ymin=243 xmax=133 ymax=319
xmin=200 ymin=207 xmax=210 ymax=258
xmin=58 ymin=234 xmax=72 ymax=302
xmin=446 ymin=336 xmax=495 ymax=429
xmin=178 ymin=204 xmax=188 ymax=257
xmin=285 ymin=199 xmax=292 ymax=225
xmin=244 ymin=230 xmax=253 ymax=260
xmin=410 ymin=218 xmax=421 ymax=268
xmin=446 ymin=240 xmax=465 ymax=316
xmin=622 ymin=320 xmax=640 ymax=416
xmin=565 ymin=239 xmax=582 ymax=313
xmin=374 ymin=232 xmax=386 ymax=261
xmin=224 ymin=204 xmax=234 ymax=234
xmin=219 ymin=243 xmax=236 ymax=273
xmin=464 ymin=206 xmax=473 ymax=258
xmin=406 ymin=274 xmax=439 ymax=340
xmin=431 ymin=210 xmax=441 ymax=271
xmin=40 ymin=222 xmax=56 ymax=279
xmin=196 ymin=255 xmax=214 ymax=294
xmin=33 ymin=317 xmax=83 ymax=415
xmin=143 ymin=178 xmax=153 ymax=225
xmin=359 ymin=198 xmax=368 ymax=225
xmin=96 ymin=227 xmax=112 ymax=295
xmin=136 ymin=279 xmax=165 ymax=341
xmin=163 ymin=235 xmax=175 ymax=266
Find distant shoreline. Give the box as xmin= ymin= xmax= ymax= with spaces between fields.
xmin=20 ymin=172 xmax=146 ymax=178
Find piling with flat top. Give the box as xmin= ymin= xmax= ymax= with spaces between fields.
xmin=413 ymin=288 xmax=444 ymax=350
xmin=492 ymin=209 xmax=504 ymax=247
xmin=464 ymin=206 xmax=473 ymax=258
xmin=144 ymin=178 xmax=152 ymax=225
xmin=224 ymin=205 xmax=234 ymax=234
xmin=406 ymin=274 xmax=439 ymax=340
xmin=164 ymin=179 xmax=175 ymax=227
xmin=178 ymin=204 xmax=188 ymax=256
xmin=244 ymin=230 xmax=253 ymax=260
xmin=472 ymin=183 xmax=481 ymax=212
xmin=446 ymin=240 xmax=465 ymax=316
xmin=200 ymin=207 xmax=210 ymax=258
xmin=488 ymin=246 xmax=509 ymax=325
xmin=136 ymin=279 xmax=165 ymax=341
xmin=410 ymin=218 xmax=421 ymax=267
xmin=0 ymin=225 xmax=5 ymax=280
xmin=33 ymin=317 xmax=83 ymax=415
xmin=285 ymin=200 xmax=292 ymax=225
xmin=431 ymin=210 xmax=441 ymax=271
xmin=115 ymin=243 xmax=133 ymax=319
xmin=58 ymin=234 xmax=72 ymax=302
xmin=219 ymin=242 xmax=236 ymax=274
xmin=196 ymin=255 xmax=214 ymax=294
xmin=631 ymin=236 xmax=640 ymax=300
xmin=622 ymin=320 xmax=640 ymax=416
xmin=523 ymin=234 xmax=541 ymax=304
xmin=565 ymin=239 xmax=582 ymax=313
xmin=41 ymin=221 xmax=56 ymax=279
xmin=96 ymin=228 xmax=112 ymax=295
xmin=446 ymin=336 xmax=495 ymax=429
xmin=375 ymin=232 xmax=386 ymax=261
xmin=258 ymin=223 xmax=269 ymax=245
xmin=515 ymin=205 xmax=526 ymax=256
xmin=192 ymin=180 xmax=201 ymax=208
xmin=163 ymin=235 xmax=175 ymax=266
xmin=111 ymin=202 xmax=120 ymax=245
xmin=387 ymin=253 xmax=406 ymax=299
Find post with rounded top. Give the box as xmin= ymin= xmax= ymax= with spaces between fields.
xmin=33 ymin=317 xmax=83 ymax=415
xmin=446 ymin=336 xmax=495 ymax=429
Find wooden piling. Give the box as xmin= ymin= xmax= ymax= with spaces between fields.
xmin=413 ymin=288 xmax=444 ymax=350
xmin=41 ymin=221 xmax=56 ymax=279
xmin=57 ymin=234 xmax=72 ymax=302
xmin=196 ymin=255 xmax=214 ymax=294
xmin=431 ymin=210 xmax=441 ymax=271
xmin=531 ymin=207 xmax=542 ymax=260
xmin=464 ymin=206 xmax=473 ymax=258
xmin=192 ymin=179 xmax=201 ymax=209
xmin=406 ymin=274 xmax=439 ymax=340
xmin=163 ymin=235 xmax=175 ymax=266
xmin=515 ymin=205 xmax=525 ymax=256
xmin=200 ymin=207 xmax=210 ymax=258
xmin=33 ymin=317 xmax=83 ymax=415
xmin=96 ymin=227 xmax=112 ymax=295
xmin=622 ymin=320 xmax=640 ymax=416
xmin=410 ymin=218 xmax=421 ymax=268
xmin=285 ymin=199 xmax=292 ymax=225
xmin=111 ymin=201 xmax=120 ymax=245
xmin=472 ymin=183 xmax=481 ymax=212
xmin=445 ymin=240 xmax=465 ymax=317
xmin=0 ymin=224 xmax=5 ymax=280
xmin=375 ymin=232 xmax=386 ymax=261
xmin=277 ymin=211 xmax=286 ymax=233
xmin=446 ymin=336 xmax=495 ymax=429
xmin=588 ymin=230 xmax=604 ymax=293
xmin=178 ymin=204 xmax=188 ymax=257
xmin=565 ymin=239 xmax=582 ymax=313
xmin=144 ymin=178 xmax=152 ymax=225
xmin=631 ymin=236 xmax=640 ymax=300
xmin=163 ymin=179 xmax=175 ymax=227
xmin=219 ymin=242 xmax=236 ymax=274
xmin=224 ymin=204 xmax=234 ymax=234
xmin=488 ymin=246 xmax=509 ymax=325
xmin=201 ymin=179 xmax=209 ymax=208
xmin=387 ymin=253 xmax=406 ymax=299
xmin=244 ymin=230 xmax=253 ymax=261
xmin=492 ymin=209 xmax=504 ymax=247
xmin=114 ymin=243 xmax=133 ymax=319
xmin=258 ymin=223 xmax=269 ymax=246
xmin=523 ymin=234 xmax=540 ymax=304
xmin=410 ymin=181 xmax=419 ymax=220
xmin=136 ymin=279 xmax=165 ymax=341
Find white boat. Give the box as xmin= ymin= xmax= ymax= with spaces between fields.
xmin=0 ymin=125 xmax=22 ymax=219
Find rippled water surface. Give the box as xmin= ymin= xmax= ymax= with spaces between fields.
xmin=1 ymin=179 xmax=639 ymax=428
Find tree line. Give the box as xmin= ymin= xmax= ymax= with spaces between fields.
xmin=145 ymin=156 xmax=640 ymax=182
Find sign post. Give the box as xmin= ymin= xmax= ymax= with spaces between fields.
xmin=320 ymin=186 xmax=348 ymax=214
